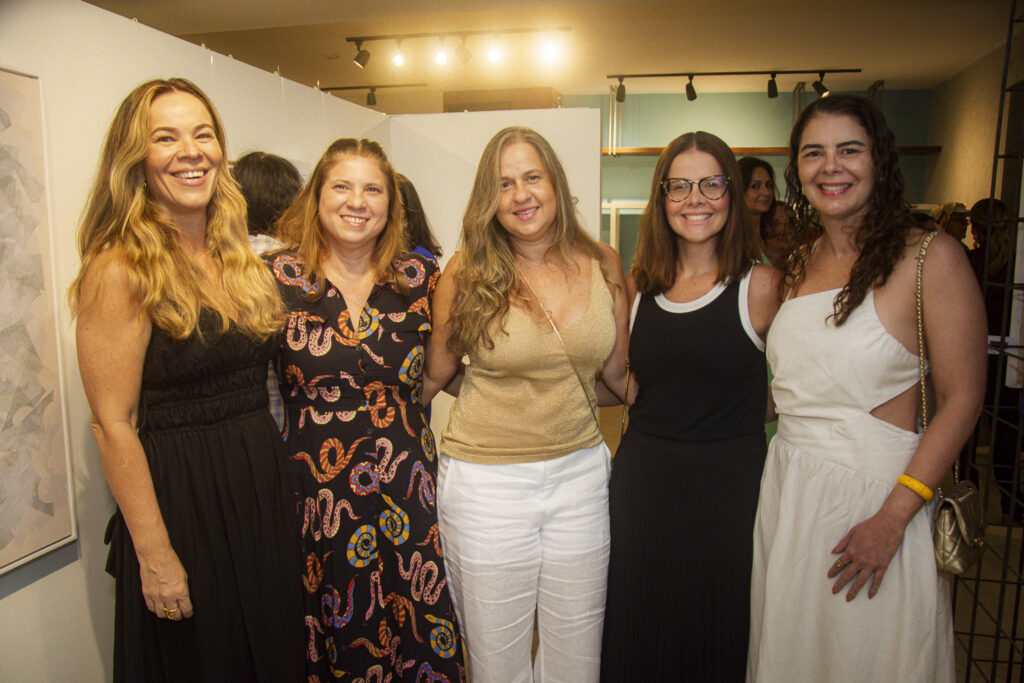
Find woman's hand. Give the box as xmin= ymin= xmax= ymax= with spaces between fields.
xmin=595 ymin=377 xmax=624 ymax=406
xmin=827 ymin=507 xmax=908 ymax=600
xmin=139 ymin=546 xmax=194 ymax=621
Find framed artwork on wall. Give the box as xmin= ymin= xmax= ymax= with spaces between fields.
xmin=0 ymin=66 xmax=77 ymax=575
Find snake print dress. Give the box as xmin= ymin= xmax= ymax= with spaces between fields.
xmin=267 ymin=250 xmax=465 ymax=683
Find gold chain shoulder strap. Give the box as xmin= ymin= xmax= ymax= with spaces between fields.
xmin=916 ymin=231 xmax=946 ymax=469
xmin=620 ymin=290 xmax=639 ymax=438
xmin=620 ymin=356 xmax=630 ymax=437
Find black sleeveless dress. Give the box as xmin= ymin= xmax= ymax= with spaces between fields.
xmin=105 ymin=311 xmax=304 ymax=682
xmin=601 ymin=275 xmax=767 ymax=682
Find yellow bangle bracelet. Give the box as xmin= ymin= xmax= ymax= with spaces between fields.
xmin=898 ymin=474 xmax=934 ymax=502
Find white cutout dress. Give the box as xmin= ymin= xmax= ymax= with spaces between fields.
xmin=747 ymin=289 xmax=954 ymax=682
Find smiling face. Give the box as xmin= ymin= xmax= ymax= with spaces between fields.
xmin=495 ymin=140 xmax=558 ymax=247
xmin=143 ymin=90 xmax=223 ymax=227
xmin=663 ymin=149 xmax=730 ymax=247
xmin=317 ymin=154 xmax=390 ymax=256
xmin=744 ymin=166 xmax=774 ymax=218
xmin=797 ymin=113 xmax=875 ymax=230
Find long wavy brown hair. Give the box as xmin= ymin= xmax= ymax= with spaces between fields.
xmin=275 ymin=138 xmax=408 ymax=299
xmin=447 ymin=126 xmax=606 ymax=357
xmin=784 ymin=94 xmax=916 ymax=325
xmin=738 ymin=156 xmax=777 ymax=242
xmin=69 ymin=77 xmax=283 ymax=339
xmin=632 ymin=131 xmax=759 ymax=295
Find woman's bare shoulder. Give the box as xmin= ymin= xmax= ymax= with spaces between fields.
xmin=749 ymin=262 xmax=783 ymax=290
xmin=78 ymin=247 xmax=139 ymax=304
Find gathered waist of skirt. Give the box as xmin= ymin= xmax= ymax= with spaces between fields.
xmin=140 ymin=385 xmax=271 ymax=432
xmin=775 ymin=413 xmax=921 ymax=483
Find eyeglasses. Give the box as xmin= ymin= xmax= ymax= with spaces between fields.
xmin=661 ymin=175 xmax=730 ymax=202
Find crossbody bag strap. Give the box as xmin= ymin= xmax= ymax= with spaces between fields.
xmin=621 ymin=355 xmax=630 ymax=438
xmin=620 ymin=291 xmax=640 ymax=438
xmin=916 ymin=231 xmax=949 ymax=475
xmin=518 ymin=270 xmax=601 ymax=429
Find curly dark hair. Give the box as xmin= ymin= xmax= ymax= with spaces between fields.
xmin=783 ymin=94 xmax=916 ymax=325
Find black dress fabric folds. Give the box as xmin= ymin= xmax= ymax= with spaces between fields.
xmin=105 ymin=311 xmax=304 ymax=682
xmin=601 ymin=277 xmax=768 ymax=682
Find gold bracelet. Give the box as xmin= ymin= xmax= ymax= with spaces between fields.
xmin=898 ymin=474 xmax=934 ymax=502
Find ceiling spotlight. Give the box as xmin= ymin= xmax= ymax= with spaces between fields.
xmin=392 ymin=41 xmax=404 ymax=67
xmin=685 ymin=75 xmax=697 ymax=102
xmin=487 ymin=44 xmax=502 ymax=63
xmin=456 ymin=37 xmax=472 ymax=64
xmin=615 ymin=78 xmax=625 ymax=103
xmin=435 ymin=40 xmax=449 ymax=65
xmin=366 ymin=88 xmax=377 ymax=107
xmin=767 ymin=73 xmax=778 ymax=99
xmin=541 ymin=39 xmax=560 ymax=63
xmin=353 ymin=40 xmax=370 ymax=69
xmin=812 ymin=72 xmax=829 ymax=97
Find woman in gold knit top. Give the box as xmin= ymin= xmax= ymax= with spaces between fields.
xmin=422 ymin=126 xmax=629 ymax=682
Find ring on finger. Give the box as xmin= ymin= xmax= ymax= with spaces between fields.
xmin=163 ymin=605 xmax=178 ymax=618
xmin=834 ymin=559 xmax=846 ymax=570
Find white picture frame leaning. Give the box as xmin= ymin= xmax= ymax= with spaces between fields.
xmin=0 ymin=65 xmax=77 ymax=575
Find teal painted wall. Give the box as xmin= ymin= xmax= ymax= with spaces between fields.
xmin=565 ymin=90 xmax=932 ymax=204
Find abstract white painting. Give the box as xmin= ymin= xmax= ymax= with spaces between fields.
xmin=0 ymin=66 xmax=76 ymax=575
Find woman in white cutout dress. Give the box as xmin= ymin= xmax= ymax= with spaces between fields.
xmin=747 ymin=95 xmax=986 ymax=682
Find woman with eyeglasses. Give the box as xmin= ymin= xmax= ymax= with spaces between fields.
xmin=600 ymin=132 xmax=781 ymax=682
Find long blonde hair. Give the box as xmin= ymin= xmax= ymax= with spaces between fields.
xmin=275 ymin=138 xmax=408 ymax=299
xmin=447 ymin=126 xmax=605 ymax=357
xmin=68 ymin=77 xmax=283 ymax=339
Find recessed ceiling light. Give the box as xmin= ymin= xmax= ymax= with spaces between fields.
xmin=541 ymin=39 xmax=559 ymax=63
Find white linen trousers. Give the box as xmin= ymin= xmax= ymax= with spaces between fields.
xmin=437 ymin=442 xmax=611 ymax=683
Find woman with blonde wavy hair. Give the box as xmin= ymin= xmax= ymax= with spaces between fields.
xmin=267 ymin=138 xmax=465 ymax=682
xmin=71 ymin=78 xmax=303 ymax=682
xmin=423 ymin=126 xmax=630 ymax=681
